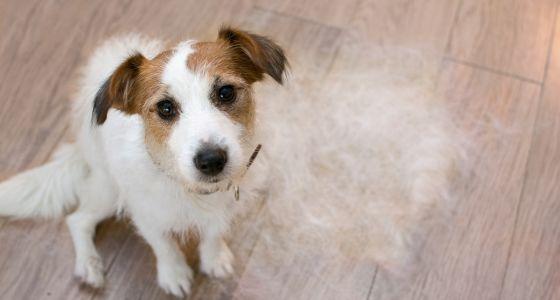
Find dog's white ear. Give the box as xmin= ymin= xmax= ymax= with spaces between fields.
xmin=93 ymin=53 xmax=147 ymax=125
xmin=218 ymin=26 xmax=287 ymax=84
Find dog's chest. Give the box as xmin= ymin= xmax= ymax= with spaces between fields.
xmin=98 ymin=113 xmax=233 ymax=232
xmin=115 ymin=170 xmax=232 ymax=232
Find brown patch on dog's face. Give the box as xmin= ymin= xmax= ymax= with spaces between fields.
xmin=186 ymin=42 xmax=256 ymax=132
xmin=188 ymin=41 xmax=261 ymax=84
xmin=184 ymin=27 xmax=286 ymax=133
xmin=93 ymin=51 xmax=173 ymax=125
xmin=92 ymin=50 xmax=180 ymax=170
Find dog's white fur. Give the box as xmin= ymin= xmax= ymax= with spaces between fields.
xmin=0 ymin=33 xmax=462 ymax=298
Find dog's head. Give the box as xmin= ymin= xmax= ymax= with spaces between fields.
xmin=93 ymin=27 xmax=287 ymax=193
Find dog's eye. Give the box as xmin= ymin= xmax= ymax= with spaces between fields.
xmin=156 ymin=99 xmax=176 ymax=120
xmin=218 ymin=85 xmax=236 ymax=103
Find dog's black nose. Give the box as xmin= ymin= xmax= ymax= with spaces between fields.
xmin=194 ymin=147 xmax=228 ymax=176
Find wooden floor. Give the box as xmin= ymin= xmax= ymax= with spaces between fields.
xmin=0 ymin=0 xmax=559 ymax=299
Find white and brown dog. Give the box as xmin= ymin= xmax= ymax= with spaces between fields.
xmin=0 ymin=27 xmax=286 ymax=297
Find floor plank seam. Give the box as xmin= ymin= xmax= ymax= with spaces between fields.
xmin=496 ymin=3 xmax=560 ymax=299
xmin=365 ymin=267 xmax=378 ymax=300
xmin=443 ymin=0 xmax=465 ymax=56
xmin=442 ymin=56 xmax=541 ymax=85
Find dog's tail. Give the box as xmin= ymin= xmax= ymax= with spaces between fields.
xmin=0 ymin=144 xmax=89 ymax=219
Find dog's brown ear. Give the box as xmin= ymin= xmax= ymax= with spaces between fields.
xmin=218 ymin=26 xmax=287 ymax=84
xmin=93 ymin=53 xmax=147 ymax=125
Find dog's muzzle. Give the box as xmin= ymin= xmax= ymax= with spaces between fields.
xmin=187 ymin=144 xmax=262 ymax=200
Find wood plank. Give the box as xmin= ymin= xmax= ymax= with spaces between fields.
xmin=255 ymin=0 xmax=360 ymax=28
xmin=448 ymin=0 xmax=557 ymax=82
xmin=500 ymin=8 xmax=560 ymax=300
xmin=235 ymin=240 xmax=376 ymax=299
xmin=0 ymin=0 xmax=87 ymax=177
xmin=0 ymin=218 xmax=130 ymax=300
xmin=0 ymin=220 xmax=85 ymax=300
xmin=74 ymin=0 xmax=254 ymax=47
xmin=350 ymin=0 xmax=461 ymax=52
xmin=369 ymin=61 xmax=541 ymax=299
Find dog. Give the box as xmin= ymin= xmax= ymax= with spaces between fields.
xmin=0 ymin=27 xmax=286 ymax=298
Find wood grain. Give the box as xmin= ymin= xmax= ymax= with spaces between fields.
xmin=235 ymin=242 xmax=376 ymax=300
xmin=0 ymin=0 xmax=90 ymax=176
xmin=500 ymin=8 xmax=560 ymax=300
xmin=350 ymin=0 xmax=461 ymax=52
xmin=447 ymin=0 xmax=557 ymax=82
xmin=255 ymin=0 xmax=360 ymax=28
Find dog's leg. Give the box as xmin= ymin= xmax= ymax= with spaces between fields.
xmin=199 ymin=225 xmax=234 ymax=278
xmin=135 ymin=221 xmax=192 ymax=298
xmin=66 ymin=172 xmax=116 ymax=288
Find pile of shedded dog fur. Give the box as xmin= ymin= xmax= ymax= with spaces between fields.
xmin=232 ymin=43 xmax=465 ymax=298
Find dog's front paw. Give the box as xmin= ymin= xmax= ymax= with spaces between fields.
xmin=200 ymin=243 xmax=234 ymax=278
xmin=75 ymin=255 xmax=105 ymax=288
xmin=157 ymin=263 xmax=193 ymax=298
